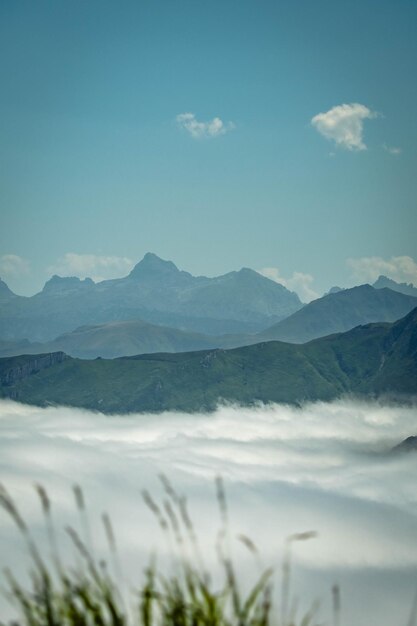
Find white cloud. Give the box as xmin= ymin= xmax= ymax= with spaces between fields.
xmin=347 ymin=255 xmax=417 ymax=285
xmin=0 ymin=399 xmax=417 ymax=625
xmin=48 ymin=253 xmax=133 ymax=282
xmin=0 ymin=254 xmax=30 ymax=277
xmin=311 ymin=103 xmax=378 ymax=151
xmin=176 ymin=113 xmax=235 ymax=139
xmin=383 ymin=143 xmax=402 ymax=156
xmin=258 ymin=267 xmax=319 ymax=302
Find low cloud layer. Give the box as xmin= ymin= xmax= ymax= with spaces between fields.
xmin=47 ymin=253 xmax=134 ymax=282
xmin=311 ymin=103 xmax=378 ymax=151
xmin=258 ymin=267 xmax=319 ymax=302
xmin=347 ymin=255 xmax=417 ymax=285
xmin=0 ymin=399 xmax=416 ymax=625
xmin=176 ymin=113 xmax=235 ymax=139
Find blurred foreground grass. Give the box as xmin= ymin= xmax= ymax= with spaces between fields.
xmin=0 ymin=475 xmax=388 ymax=626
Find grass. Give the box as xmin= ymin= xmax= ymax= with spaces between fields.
xmin=0 ymin=477 xmax=346 ymax=626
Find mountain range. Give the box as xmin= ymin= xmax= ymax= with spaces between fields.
xmin=1 ymin=253 xmax=417 ymax=358
xmin=1 ymin=307 xmax=416 ymax=412
xmin=0 ymin=282 xmax=415 ymax=359
xmin=0 ymin=253 xmax=302 ymax=341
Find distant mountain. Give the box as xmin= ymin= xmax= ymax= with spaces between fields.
xmin=1 ymin=307 xmax=416 ymax=413
xmin=0 ymin=338 xmax=36 ymax=358
xmin=1 ymin=283 xmax=416 ymax=359
xmin=373 ymin=275 xmax=417 ymax=298
xmin=257 ymin=285 xmax=417 ymax=344
xmin=0 ymin=253 xmax=303 ymax=342
xmin=0 ymin=320 xmax=221 ymax=359
xmin=0 ymin=279 xmax=18 ymax=303
xmin=392 ymin=436 xmax=417 ymax=453
xmin=326 ymin=286 xmax=344 ymax=295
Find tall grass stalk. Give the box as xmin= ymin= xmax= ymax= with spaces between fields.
xmin=0 ymin=479 xmax=344 ymax=626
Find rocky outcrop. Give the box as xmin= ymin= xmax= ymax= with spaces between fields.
xmin=0 ymin=352 xmax=68 ymax=386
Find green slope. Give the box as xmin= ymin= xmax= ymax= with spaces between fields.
xmin=1 ymin=308 xmax=416 ymax=413
xmin=258 ymin=285 xmax=417 ymax=343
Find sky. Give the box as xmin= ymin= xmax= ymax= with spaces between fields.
xmin=1 ymin=0 xmax=416 ymax=298
xmin=1 ymin=398 xmax=417 ymax=625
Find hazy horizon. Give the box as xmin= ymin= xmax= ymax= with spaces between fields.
xmin=2 ymin=250 xmax=417 ymax=305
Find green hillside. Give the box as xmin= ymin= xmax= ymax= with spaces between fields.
xmin=1 ymin=308 xmax=416 ymax=413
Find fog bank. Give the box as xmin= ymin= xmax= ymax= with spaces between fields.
xmin=0 ymin=399 xmax=417 ymax=625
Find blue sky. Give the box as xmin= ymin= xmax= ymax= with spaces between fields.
xmin=1 ymin=0 xmax=416 ymax=299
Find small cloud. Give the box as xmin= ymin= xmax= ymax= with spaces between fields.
xmin=48 ymin=253 xmax=133 ymax=282
xmin=383 ymin=144 xmax=402 ymax=156
xmin=347 ymin=255 xmax=417 ymax=285
xmin=258 ymin=267 xmax=319 ymax=303
xmin=176 ymin=112 xmax=235 ymax=139
xmin=0 ymin=254 xmax=30 ymax=277
xmin=311 ymin=103 xmax=378 ymax=151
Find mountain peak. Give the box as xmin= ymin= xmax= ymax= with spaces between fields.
xmin=392 ymin=436 xmax=417 ymax=454
xmin=128 ymin=253 xmax=180 ymax=280
xmin=42 ymin=275 xmax=95 ymax=293
xmin=373 ymin=275 xmax=417 ymax=297
xmin=327 ymin=286 xmax=344 ymax=295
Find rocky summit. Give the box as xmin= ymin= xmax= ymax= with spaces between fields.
xmin=0 ymin=253 xmax=303 ymax=342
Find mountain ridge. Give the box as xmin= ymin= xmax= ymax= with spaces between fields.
xmin=373 ymin=274 xmax=417 ymax=298
xmin=0 ymin=279 xmax=18 ymax=302
xmin=0 ymin=284 xmax=416 ymax=359
xmin=0 ymin=253 xmax=303 ymax=342
xmin=1 ymin=307 xmax=416 ymax=413
xmin=257 ymin=284 xmax=417 ymax=344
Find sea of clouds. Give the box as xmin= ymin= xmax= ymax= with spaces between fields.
xmin=1 ymin=398 xmax=417 ymax=625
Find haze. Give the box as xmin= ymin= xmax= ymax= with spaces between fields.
xmin=1 ymin=398 xmax=417 ymax=625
